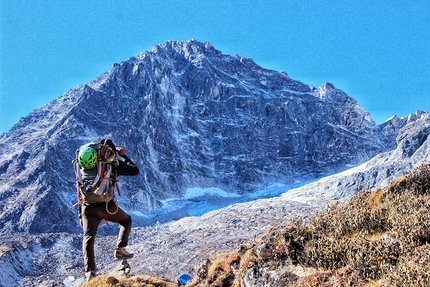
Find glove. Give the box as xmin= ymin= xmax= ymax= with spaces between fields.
xmin=116 ymin=147 xmax=126 ymax=157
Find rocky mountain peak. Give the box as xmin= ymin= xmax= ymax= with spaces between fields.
xmin=0 ymin=40 xmax=419 ymax=236
xmin=1 ymin=40 xmax=430 ymax=286
xmin=150 ymin=39 xmax=221 ymax=59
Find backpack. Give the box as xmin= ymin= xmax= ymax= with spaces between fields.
xmin=72 ymin=142 xmax=120 ymax=208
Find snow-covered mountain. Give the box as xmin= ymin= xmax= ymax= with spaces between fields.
xmin=0 ymin=40 xmax=402 ymax=235
xmin=0 ymin=39 xmax=429 ymax=286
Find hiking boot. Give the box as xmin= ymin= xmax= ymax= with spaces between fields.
xmin=86 ymin=271 xmax=96 ymax=282
xmin=114 ymin=247 xmax=134 ymax=259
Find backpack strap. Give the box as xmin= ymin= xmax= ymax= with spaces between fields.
xmin=68 ymin=160 xmax=85 ymax=211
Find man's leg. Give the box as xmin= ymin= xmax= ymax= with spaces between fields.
xmin=81 ymin=205 xmax=102 ymax=272
xmin=103 ymin=201 xmax=132 ymax=248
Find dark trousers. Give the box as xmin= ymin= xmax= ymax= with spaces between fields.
xmin=81 ymin=201 xmax=132 ymax=272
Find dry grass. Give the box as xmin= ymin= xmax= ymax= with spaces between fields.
xmin=81 ymin=274 xmax=177 ymax=287
xmin=188 ymin=164 xmax=430 ymax=286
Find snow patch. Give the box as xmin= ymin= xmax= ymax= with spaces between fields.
xmin=184 ymin=187 xmax=241 ymax=199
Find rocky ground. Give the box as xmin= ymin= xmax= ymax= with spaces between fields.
xmin=1 ymin=193 xmax=321 ymax=287
xmin=80 ymin=196 xmax=319 ymax=286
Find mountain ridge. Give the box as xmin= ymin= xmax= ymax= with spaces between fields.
xmin=0 ymin=39 xmax=404 ymax=235
xmin=0 ymin=39 xmax=429 ymax=286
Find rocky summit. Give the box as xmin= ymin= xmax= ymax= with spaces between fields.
xmin=0 ymin=40 xmax=429 ymax=286
xmin=0 ymin=40 xmax=403 ymax=235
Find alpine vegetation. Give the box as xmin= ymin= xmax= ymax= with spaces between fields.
xmin=183 ymin=164 xmax=430 ymax=287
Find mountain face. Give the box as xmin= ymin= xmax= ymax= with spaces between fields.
xmin=0 ymin=40 xmax=415 ymax=235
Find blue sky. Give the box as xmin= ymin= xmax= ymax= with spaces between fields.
xmin=1 ymin=1 xmax=429 ymax=135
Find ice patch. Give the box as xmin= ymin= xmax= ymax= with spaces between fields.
xmin=184 ymin=187 xmax=241 ymax=199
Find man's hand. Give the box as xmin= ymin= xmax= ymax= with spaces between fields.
xmin=116 ymin=147 xmax=126 ymax=157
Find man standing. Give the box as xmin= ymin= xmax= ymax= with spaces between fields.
xmin=75 ymin=139 xmax=139 ymax=282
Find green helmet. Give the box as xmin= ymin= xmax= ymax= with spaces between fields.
xmin=78 ymin=146 xmax=97 ymax=169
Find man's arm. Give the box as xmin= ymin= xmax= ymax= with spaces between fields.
xmin=114 ymin=146 xmax=139 ymax=176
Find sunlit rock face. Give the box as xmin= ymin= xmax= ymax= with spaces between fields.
xmin=0 ymin=40 xmax=413 ymax=235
